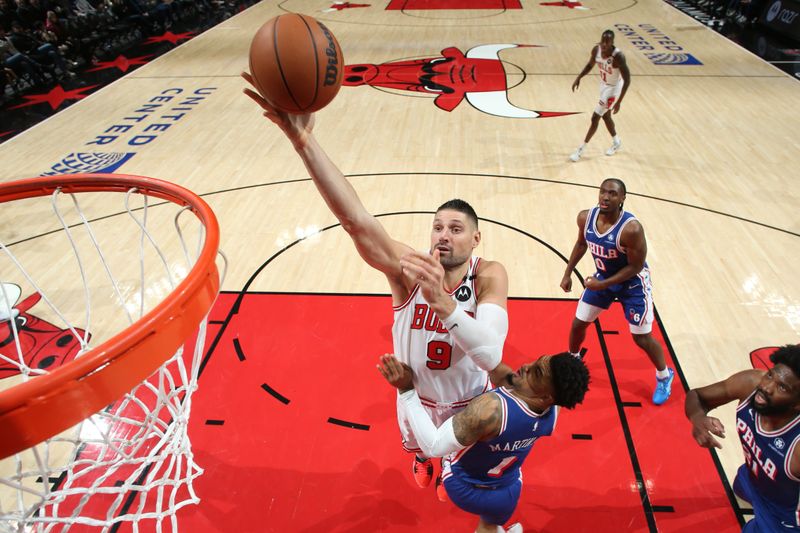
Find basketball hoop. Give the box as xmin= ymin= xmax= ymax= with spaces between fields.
xmin=0 ymin=174 xmax=222 ymax=531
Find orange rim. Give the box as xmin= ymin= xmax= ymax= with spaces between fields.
xmin=0 ymin=174 xmax=220 ymax=460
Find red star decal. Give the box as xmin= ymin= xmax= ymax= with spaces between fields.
xmin=143 ymin=31 xmax=196 ymax=45
xmin=86 ymin=54 xmax=153 ymax=73
xmin=9 ymin=84 xmax=100 ymax=111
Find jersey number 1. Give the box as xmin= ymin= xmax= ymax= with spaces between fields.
xmin=487 ymin=456 xmax=518 ymax=478
xmin=426 ymin=341 xmax=452 ymax=370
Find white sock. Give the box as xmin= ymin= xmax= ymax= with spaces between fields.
xmin=656 ymin=368 xmax=670 ymax=379
xmin=612 ymin=135 xmax=620 ymax=144
xmin=578 ymin=142 xmax=586 ymax=150
xmin=570 ymin=351 xmax=581 ymax=358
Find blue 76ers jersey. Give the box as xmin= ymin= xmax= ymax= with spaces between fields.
xmin=445 ymin=387 xmax=558 ymax=488
xmin=584 ymin=207 xmax=648 ymax=286
xmin=736 ymin=391 xmax=800 ymax=528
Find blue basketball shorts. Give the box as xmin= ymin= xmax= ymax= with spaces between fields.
xmin=579 ymin=267 xmax=654 ymax=332
xmin=443 ymin=472 xmax=521 ymax=526
xmin=734 ymin=464 xmax=799 ymax=532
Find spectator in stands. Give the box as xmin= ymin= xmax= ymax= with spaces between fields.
xmin=0 ymin=23 xmax=48 ymax=85
xmin=8 ymin=19 xmax=74 ymax=78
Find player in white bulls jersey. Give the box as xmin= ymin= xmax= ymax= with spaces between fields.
xmin=243 ymin=76 xmax=511 ymax=498
xmin=686 ymin=345 xmax=800 ymax=532
xmin=569 ymin=29 xmax=631 ymax=162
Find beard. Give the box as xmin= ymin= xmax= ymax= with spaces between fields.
xmin=439 ymin=251 xmax=470 ymax=270
xmin=752 ymin=390 xmax=787 ymax=416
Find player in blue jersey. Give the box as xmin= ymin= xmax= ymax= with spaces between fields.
xmin=559 ymin=178 xmax=674 ymax=405
xmin=378 ymin=352 xmax=590 ymax=533
xmin=685 ymin=344 xmax=800 ymax=532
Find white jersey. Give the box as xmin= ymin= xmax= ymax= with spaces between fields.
xmin=392 ymin=255 xmax=490 ymax=410
xmin=595 ymin=46 xmax=622 ymax=86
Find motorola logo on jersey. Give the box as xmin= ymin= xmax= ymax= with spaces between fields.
xmin=615 ymin=23 xmax=703 ymax=66
xmin=455 ymin=286 xmax=472 ymax=302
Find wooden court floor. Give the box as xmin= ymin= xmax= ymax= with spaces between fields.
xmin=0 ymin=0 xmax=798 ymax=531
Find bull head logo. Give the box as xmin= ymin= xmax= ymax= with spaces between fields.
xmin=0 ymin=283 xmax=89 ymax=378
xmin=343 ymin=44 xmax=576 ymax=118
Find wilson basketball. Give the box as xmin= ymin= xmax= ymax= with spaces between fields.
xmin=248 ymin=14 xmax=344 ymax=114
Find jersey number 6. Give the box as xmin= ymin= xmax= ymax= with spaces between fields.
xmin=426 ymin=341 xmax=452 ymax=370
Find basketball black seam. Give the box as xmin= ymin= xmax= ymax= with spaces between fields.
xmin=274 ymin=16 xmax=303 ymax=112
xmin=298 ymin=15 xmax=320 ymax=111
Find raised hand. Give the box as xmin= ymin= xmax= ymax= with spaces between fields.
xmin=399 ymin=249 xmax=448 ymax=308
xmin=241 ymin=71 xmax=315 ymax=149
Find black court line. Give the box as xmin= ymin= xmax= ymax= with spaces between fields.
xmin=602 ymin=330 xmax=620 ymax=335
xmin=595 ymin=319 xmax=658 ymax=532
xmin=655 ymin=307 xmax=747 ymax=527
xmin=571 ymin=434 xmax=593 ymax=440
xmin=233 ymin=337 xmax=246 ymax=362
xmin=205 ymin=419 xmax=225 ymax=426
xmin=261 ymin=383 xmax=290 ymax=405
xmin=8 ymin=174 xmax=797 ymax=250
xmin=327 ymin=417 xmax=370 ymax=431
xmin=622 ymin=401 xmax=643 ymax=407
xmin=652 ymin=506 xmax=675 ymax=513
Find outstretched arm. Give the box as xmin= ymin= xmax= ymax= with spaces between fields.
xmin=684 ymin=369 xmax=762 ymax=449
xmin=572 ymin=46 xmax=597 ymax=91
xmin=243 ymin=73 xmax=410 ymax=281
xmin=378 ymin=354 xmax=502 ymax=457
xmin=560 ymin=210 xmax=589 ymax=292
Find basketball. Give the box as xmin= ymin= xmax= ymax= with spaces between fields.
xmin=248 ymin=14 xmax=344 ymax=114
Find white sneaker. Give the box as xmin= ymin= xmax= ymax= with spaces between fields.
xmin=605 ymin=139 xmax=621 ymax=156
xmin=569 ymin=146 xmax=584 ymax=162
xmin=506 ymin=523 xmax=523 ymax=533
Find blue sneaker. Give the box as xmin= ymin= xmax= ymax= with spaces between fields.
xmin=652 ymin=368 xmax=675 ymax=405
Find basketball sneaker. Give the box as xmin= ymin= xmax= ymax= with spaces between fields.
xmin=569 ymin=146 xmax=584 ymax=162
xmin=413 ymin=456 xmax=433 ymax=488
xmin=435 ymin=474 xmax=448 ymax=502
xmin=506 ymin=523 xmax=524 ymax=533
xmin=652 ymin=368 xmax=675 ymax=405
xmin=605 ymin=139 xmax=622 ymax=156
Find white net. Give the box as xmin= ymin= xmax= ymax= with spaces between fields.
xmin=0 ymin=177 xmax=223 ymax=532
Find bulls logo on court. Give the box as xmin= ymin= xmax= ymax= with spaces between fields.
xmin=343 ymin=44 xmax=577 ymax=118
xmin=749 ymin=346 xmax=778 ymax=370
xmin=0 ymin=284 xmax=88 ymax=378
xmin=455 ymin=286 xmax=472 ymax=302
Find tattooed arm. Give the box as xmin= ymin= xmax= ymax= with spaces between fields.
xmin=379 ymin=353 xmax=503 ymax=457
xmin=452 ymin=393 xmax=503 ymax=445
